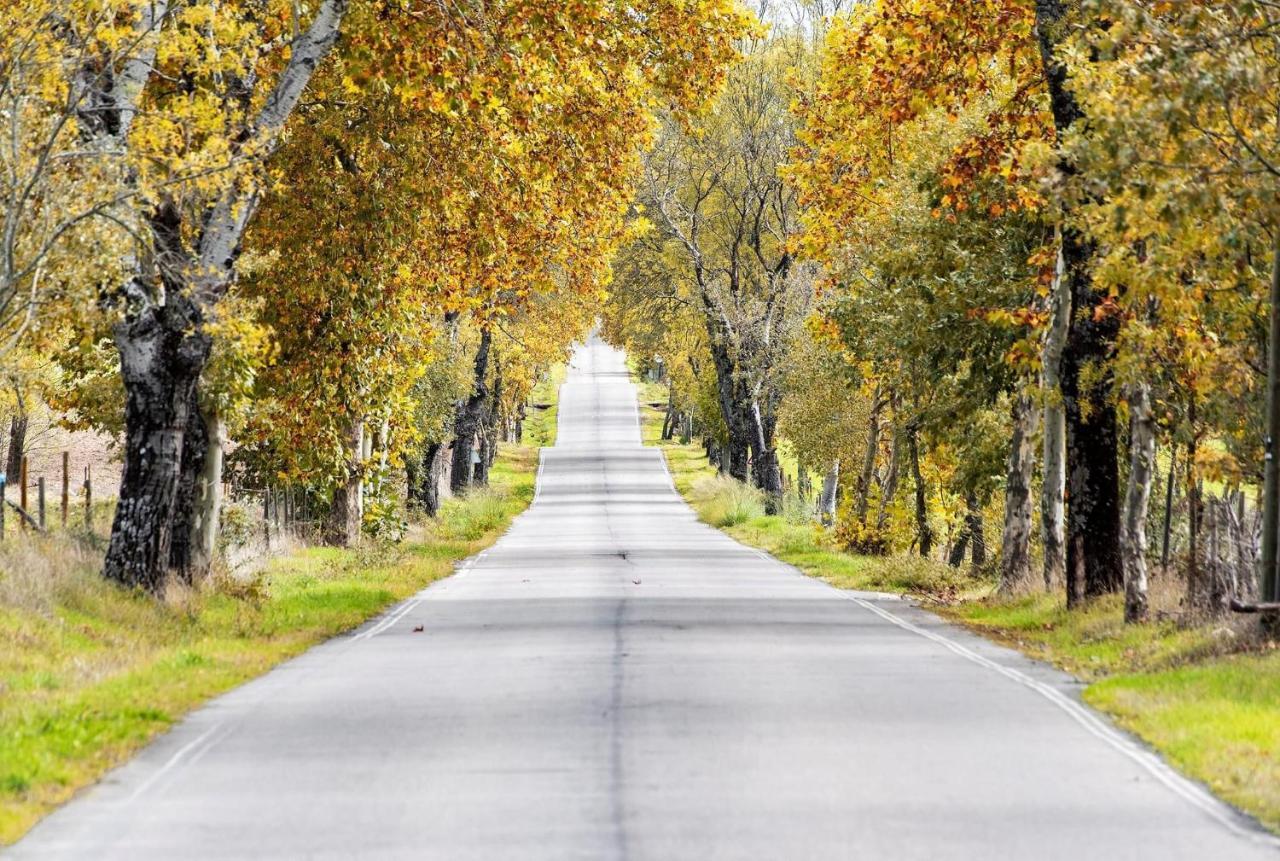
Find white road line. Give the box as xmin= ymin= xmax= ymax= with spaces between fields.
xmin=842 ymin=592 xmax=1280 ymax=847
xmin=125 ymin=723 xmax=226 ymax=802
xmin=737 ymin=546 xmax=1277 ymax=846
xmin=354 ymin=598 xmax=422 ymax=641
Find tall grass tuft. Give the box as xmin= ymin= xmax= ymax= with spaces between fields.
xmin=440 ymin=488 xmax=512 ymax=541
xmin=691 ymin=476 xmax=767 ymax=527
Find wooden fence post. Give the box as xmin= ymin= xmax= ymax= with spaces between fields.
xmin=84 ymin=465 xmax=92 ymax=531
xmin=37 ymin=477 xmax=45 ymax=530
xmin=61 ymin=452 xmax=69 ymax=528
xmin=0 ymin=475 xmax=6 ymax=540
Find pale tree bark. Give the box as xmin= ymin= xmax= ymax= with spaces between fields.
xmin=169 ymin=393 xmax=224 ymax=581
xmin=1041 ymin=236 xmax=1070 ymax=590
xmin=190 ymin=410 xmax=226 ymax=578
xmin=103 ymin=0 xmax=350 ymax=590
xmin=876 ymin=414 xmax=901 ymax=531
xmin=819 ymin=460 xmax=840 ymax=525
xmin=1122 ymin=382 xmax=1156 ymax=623
xmin=855 ymin=384 xmax=883 ymax=524
xmin=326 ymin=418 xmax=363 ymax=547
xmin=999 ymin=393 xmax=1039 ymax=593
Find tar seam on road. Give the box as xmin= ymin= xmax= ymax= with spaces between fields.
xmin=608 ymin=597 xmax=631 ymax=861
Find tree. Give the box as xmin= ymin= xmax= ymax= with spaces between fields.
xmin=617 ymin=39 xmax=808 ymax=511
xmin=77 ymin=0 xmax=351 ymax=589
xmin=1066 ymin=0 xmax=1280 ymax=613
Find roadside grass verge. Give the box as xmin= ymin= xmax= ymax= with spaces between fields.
xmin=0 ymin=444 xmax=538 ymax=846
xmin=641 ymin=404 xmax=971 ymax=596
xmin=942 ymin=588 xmax=1280 ymax=831
xmin=639 ymin=399 xmax=1280 ymax=832
xmin=522 ymin=363 xmax=566 ymax=448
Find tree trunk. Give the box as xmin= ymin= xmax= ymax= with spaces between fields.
xmin=326 ymin=418 xmax=363 ymax=546
xmin=704 ymin=332 xmax=752 ymax=483
xmin=970 ymin=497 xmax=987 ymax=567
xmin=408 ymin=440 xmax=446 ymax=516
xmin=1036 ymin=0 xmax=1123 ymax=608
xmin=1122 ymin=382 xmax=1155 ymax=624
xmin=948 ymin=523 xmax=970 ymax=568
xmin=999 ymin=393 xmax=1038 ymax=593
xmin=1161 ymin=446 xmax=1177 ymax=570
xmin=876 ymin=419 xmax=901 ymax=531
xmin=749 ymin=398 xmax=783 ymax=514
xmin=856 ymin=384 xmax=883 ymax=523
xmin=1187 ymin=430 xmax=1206 ymax=612
xmin=169 ymin=388 xmax=208 ymax=580
xmin=1261 ymin=226 xmax=1280 ymax=604
xmin=190 ymin=410 xmax=226 ymax=579
xmin=104 ymin=306 xmax=210 ymax=591
xmin=907 ymin=423 xmax=933 ymax=557
xmin=5 ymin=399 xmax=26 ymax=483
xmin=451 ymin=327 xmax=492 ymax=494
xmin=1041 ymin=234 xmax=1070 ymax=590
xmin=97 ymin=0 xmax=348 ymax=590
xmin=819 ymin=460 xmax=840 ymax=525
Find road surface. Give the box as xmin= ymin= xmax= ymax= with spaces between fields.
xmin=12 ymin=336 xmax=1278 ymax=859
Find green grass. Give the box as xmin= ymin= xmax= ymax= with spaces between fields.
xmin=1087 ymin=655 xmax=1280 ymax=830
xmin=0 ymin=444 xmax=539 ymax=845
xmin=642 ymin=403 xmax=972 ymax=596
xmin=639 ymin=394 xmax=1280 ymax=833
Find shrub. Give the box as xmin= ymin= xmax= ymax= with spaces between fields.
xmin=833 ymin=514 xmax=892 ymax=556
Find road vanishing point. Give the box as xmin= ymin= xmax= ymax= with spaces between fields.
xmin=11 ymin=336 xmax=1279 ymax=860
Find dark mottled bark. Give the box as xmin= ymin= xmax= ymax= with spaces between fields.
xmin=451 ymin=327 xmax=492 ymax=494
xmin=408 ymin=441 xmax=446 ymax=517
xmin=169 ymin=387 xmax=208 ymax=580
xmin=750 ymin=396 xmax=783 ymax=513
xmin=856 ymin=385 xmax=883 ymax=524
xmin=1035 ymin=0 xmax=1123 ymax=607
xmin=907 ymin=423 xmax=933 ymax=558
xmin=5 ymin=404 xmax=26 ymax=482
xmin=705 ymin=334 xmax=752 ymax=482
xmin=103 ymin=300 xmax=210 ymax=590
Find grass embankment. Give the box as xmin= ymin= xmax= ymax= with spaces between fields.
xmin=639 ymin=398 xmax=1280 ymax=832
xmin=0 ymin=445 xmax=539 ymax=845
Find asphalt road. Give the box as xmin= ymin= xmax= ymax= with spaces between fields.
xmin=11 ymin=336 xmax=1279 ymax=859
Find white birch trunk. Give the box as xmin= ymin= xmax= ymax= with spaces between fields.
xmin=819 ymin=460 xmax=840 ymax=525
xmin=1040 ymin=235 xmax=1071 ymax=590
xmin=1123 ymin=382 xmax=1156 ymax=623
